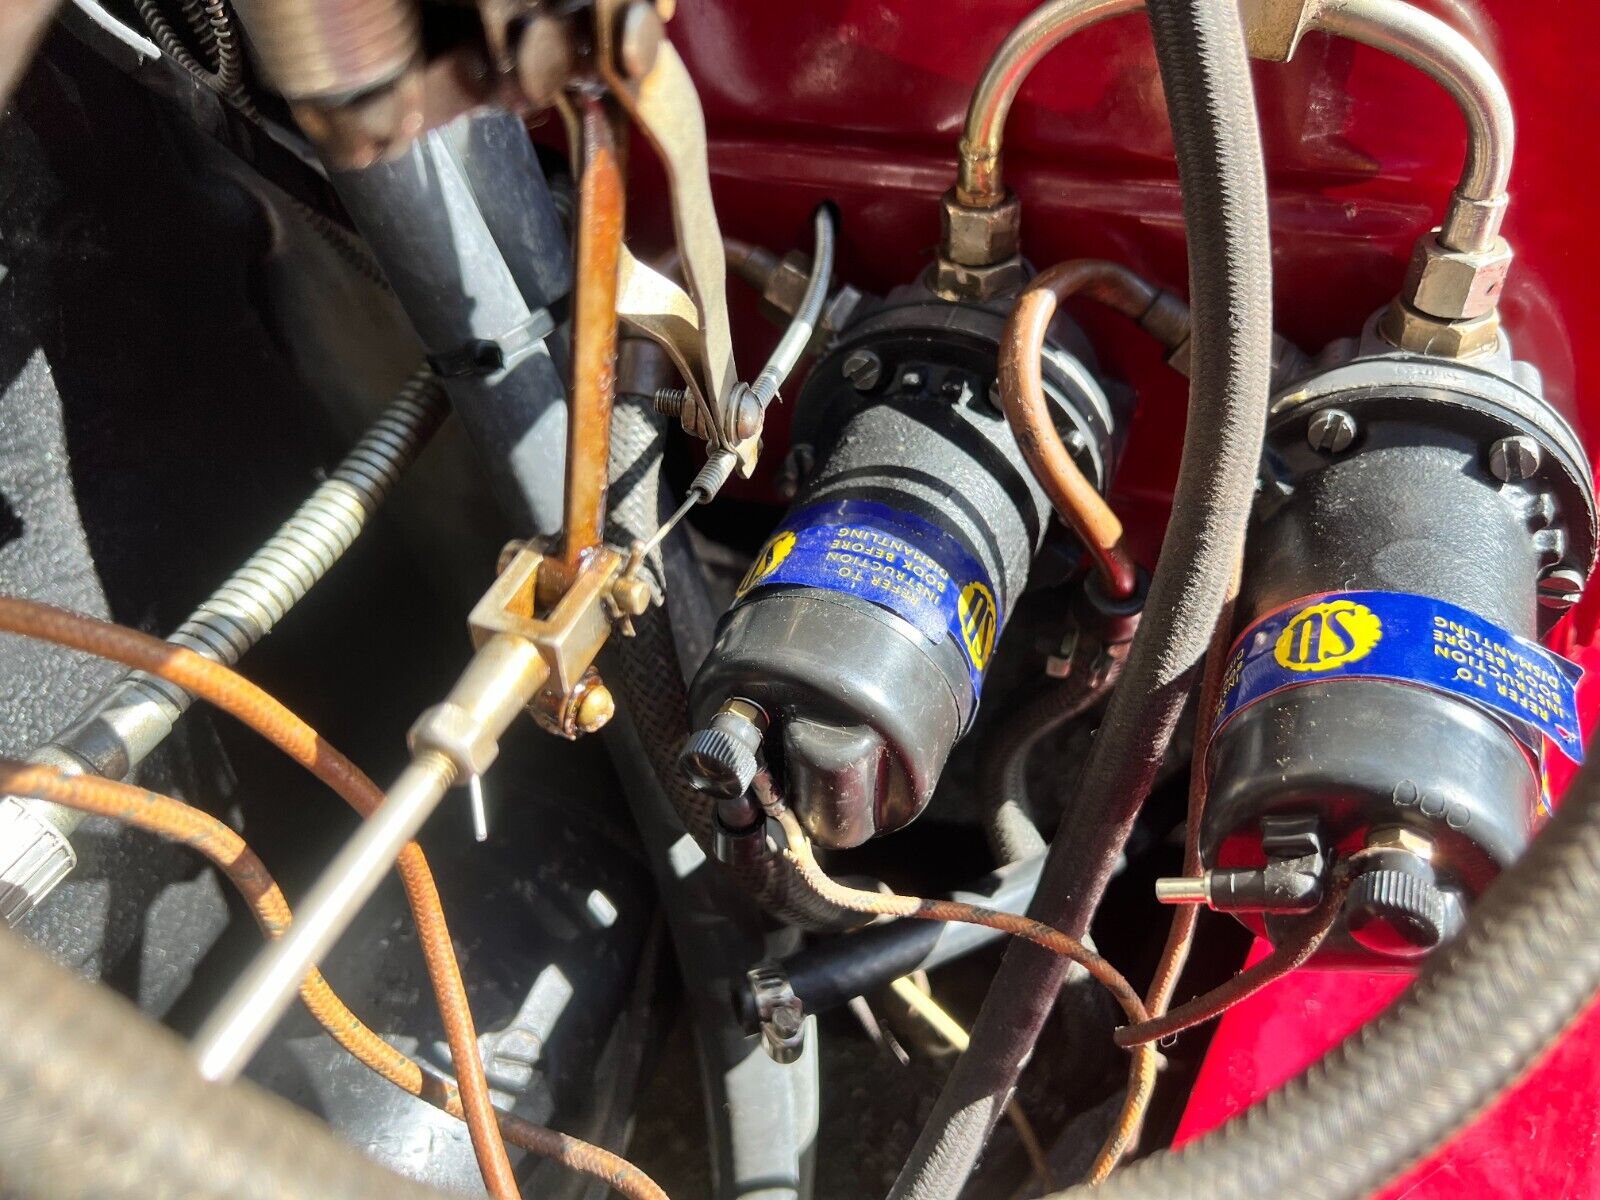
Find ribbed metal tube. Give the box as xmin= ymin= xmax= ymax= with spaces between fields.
xmin=0 ymin=371 xmax=448 ymax=924
xmin=96 ymin=370 xmax=447 ymax=723
xmin=230 ymin=0 xmax=418 ymax=101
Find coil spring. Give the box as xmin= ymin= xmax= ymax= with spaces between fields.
xmin=133 ymin=0 xmax=256 ymax=116
xmin=124 ymin=371 xmax=448 ymax=718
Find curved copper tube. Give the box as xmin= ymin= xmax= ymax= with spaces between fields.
xmin=0 ymin=597 xmax=518 ymax=1200
xmin=0 ymin=761 xmax=670 ymax=1200
xmin=998 ymin=260 xmax=1158 ymax=600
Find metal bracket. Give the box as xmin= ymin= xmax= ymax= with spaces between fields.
xmin=596 ymin=1 xmax=746 ymax=471
xmin=470 ymin=544 xmax=623 ymax=699
xmin=616 ymin=248 xmax=718 ymax=440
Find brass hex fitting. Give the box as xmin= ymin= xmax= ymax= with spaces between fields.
xmin=1402 ymin=231 xmax=1513 ymax=321
xmin=1380 ymin=298 xmax=1500 ymax=359
xmin=939 ymin=189 xmax=1021 ymax=267
xmin=932 ymin=188 xmax=1025 ymax=301
xmin=1365 ymin=825 xmax=1436 ymax=862
xmin=931 ymin=256 xmax=1027 ymax=303
xmin=409 ymin=701 xmax=503 ymax=778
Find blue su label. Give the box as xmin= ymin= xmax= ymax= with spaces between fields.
xmin=1213 ymin=590 xmax=1585 ymax=767
xmin=735 ymin=498 xmax=1000 ymax=695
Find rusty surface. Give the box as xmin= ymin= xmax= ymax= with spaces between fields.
xmin=557 ymin=94 xmax=626 ymax=586
xmin=998 ymin=260 xmax=1153 ymax=600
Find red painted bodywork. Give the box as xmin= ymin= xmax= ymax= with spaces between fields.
xmin=660 ymin=0 xmax=1600 ymax=1191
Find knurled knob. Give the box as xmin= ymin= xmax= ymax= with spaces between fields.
xmin=1344 ymin=865 xmax=1447 ymax=957
xmin=680 ymin=726 xmax=759 ymax=798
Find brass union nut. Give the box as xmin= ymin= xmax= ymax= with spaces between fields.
xmin=931 ymin=255 xmax=1026 ymax=303
xmin=939 ymin=189 xmax=1021 ymax=268
xmin=1402 ymin=232 xmax=1513 ymax=322
xmin=1365 ymin=826 xmax=1435 ymax=862
xmin=1380 ymin=298 xmax=1500 ymax=359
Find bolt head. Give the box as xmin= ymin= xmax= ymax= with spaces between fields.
xmin=616 ymin=0 xmax=665 ymax=79
xmin=515 ymin=12 xmax=576 ymax=109
xmin=1538 ymin=566 xmax=1586 ymax=610
xmin=575 ymin=683 xmax=616 ymax=734
xmin=841 ymin=349 xmax=883 ymax=392
xmin=610 ymin=576 xmax=653 ymax=618
xmin=1488 ymin=434 xmax=1543 ymax=483
xmin=733 ymin=386 xmax=763 ymax=440
xmin=1306 ymin=408 xmax=1357 ymax=454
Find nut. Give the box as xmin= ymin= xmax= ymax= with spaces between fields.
xmin=822 ymin=284 xmax=865 ymax=333
xmin=1307 ymin=408 xmax=1358 ymax=454
xmin=1380 ymin=300 xmax=1500 ymax=359
xmin=938 ymin=189 xmax=1021 ymax=268
xmin=761 ymin=251 xmax=812 ymax=319
xmin=1365 ymin=826 xmax=1435 ymax=862
xmin=575 ymin=683 xmax=616 ymax=734
xmin=409 ymin=702 xmax=501 ymax=777
xmin=1401 ymin=232 xmax=1513 ymax=321
xmin=615 ymin=0 xmax=665 ymax=80
xmin=931 ymin=255 xmax=1026 ymax=303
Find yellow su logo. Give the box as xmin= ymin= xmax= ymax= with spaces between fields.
xmin=736 ymin=531 xmax=796 ymax=597
xmin=1274 ymin=599 xmax=1382 ymax=673
xmin=958 ymin=581 xmax=998 ymax=672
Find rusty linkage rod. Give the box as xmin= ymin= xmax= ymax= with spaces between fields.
xmin=557 ymin=94 xmax=626 ymax=586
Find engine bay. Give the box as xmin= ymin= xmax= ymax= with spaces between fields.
xmin=1 ymin=1 xmax=1597 ymax=1197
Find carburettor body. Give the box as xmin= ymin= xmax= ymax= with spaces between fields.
xmin=687 ymin=280 xmax=1120 ymax=847
xmin=1202 ymin=316 xmax=1597 ymax=966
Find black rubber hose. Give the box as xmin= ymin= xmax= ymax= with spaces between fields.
xmin=984 ymin=645 xmax=1125 ymax=865
xmin=1063 ymin=725 xmax=1600 ymax=1199
xmin=604 ymin=393 xmax=859 ymax=930
xmin=0 ymin=928 xmax=449 ymax=1200
xmin=888 ymin=0 xmax=1273 ymax=1195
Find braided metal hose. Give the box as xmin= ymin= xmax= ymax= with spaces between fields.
xmin=0 ymin=371 xmax=448 ymax=923
xmin=0 ymin=924 xmax=452 ymax=1200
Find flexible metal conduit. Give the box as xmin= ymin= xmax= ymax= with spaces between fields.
xmin=0 ymin=371 xmax=448 ymax=924
xmin=750 ymin=207 xmax=835 ymax=406
xmin=1311 ymin=0 xmax=1512 ymax=252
